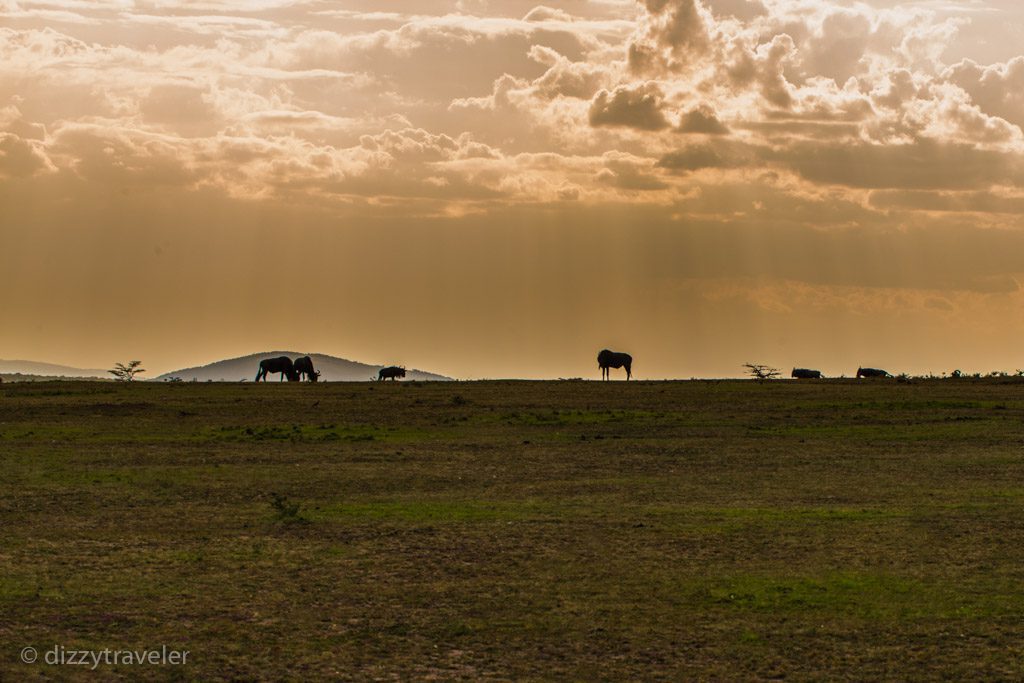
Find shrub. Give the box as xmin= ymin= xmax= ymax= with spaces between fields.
xmin=269 ymin=493 xmax=305 ymax=523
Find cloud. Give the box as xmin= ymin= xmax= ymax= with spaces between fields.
xmin=0 ymin=131 xmax=52 ymax=177
xmin=527 ymin=44 xmax=607 ymax=99
xmin=589 ymin=82 xmax=669 ymax=130
xmin=656 ymin=139 xmax=754 ymax=171
xmin=278 ymin=15 xmax=596 ymax=102
xmin=596 ymin=152 xmax=668 ymax=191
xmin=121 ymin=13 xmax=287 ymax=38
xmin=868 ymin=189 xmax=1024 ymax=214
xmin=676 ymin=104 xmax=729 ymax=134
xmin=945 ymin=57 xmax=1024 ymax=129
xmin=0 ymin=104 xmax=46 ymax=139
xmin=657 ymin=144 xmax=728 ymax=171
xmin=776 ymin=140 xmax=1024 ymax=190
xmin=48 ymin=123 xmax=197 ymax=188
xmin=628 ymin=0 xmax=714 ymax=74
xmin=139 ymin=85 xmax=219 ymax=135
xmin=523 ymin=6 xmax=574 ymax=23
xmin=0 ymin=2 xmax=101 ymax=24
xmin=704 ymin=0 xmax=765 ymax=21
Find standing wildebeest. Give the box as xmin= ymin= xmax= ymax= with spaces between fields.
xmin=856 ymin=367 xmax=892 ymax=378
xmin=256 ymin=356 xmax=300 ymax=382
xmin=598 ymin=349 xmax=632 ymax=381
xmin=791 ymin=368 xmax=822 ymax=379
xmin=378 ymin=366 xmax=406 ymax=381
xmin=293 ymin=356 xmax=320 ymax=382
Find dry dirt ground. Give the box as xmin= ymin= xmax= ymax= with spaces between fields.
xmin=2 ymin=378 xmax=1024 ymax=680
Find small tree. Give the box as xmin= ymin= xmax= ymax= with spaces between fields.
xmin=743 ymin=363 xmax=781 ymax=381
xmin=109 ymin=360 xmax=146 ymax=382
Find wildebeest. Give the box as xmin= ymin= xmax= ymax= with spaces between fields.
xmin=256 ymin=356 xmax=300 ymax=382
xmin=791 ymin=368 xmax=822 ymax=379
xmin=856 ymin=367 xmax=892 ymax=378
xmin=597 ymin=349 xmax=632 ymax=380
xmin=293 ymin=356 xmax=320 ymax=382
xmin=378 ymin=366 xmax=406 ymax=381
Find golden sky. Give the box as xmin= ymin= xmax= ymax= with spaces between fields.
xmin=3 ymin=0 xmax=1024 ymax=378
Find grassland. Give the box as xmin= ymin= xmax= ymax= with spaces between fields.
xmin=2 ymin=378 xmax=1024 ymax=680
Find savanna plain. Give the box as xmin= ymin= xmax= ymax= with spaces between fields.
xmin=3 ymin=378 xmax=1024 ymax=680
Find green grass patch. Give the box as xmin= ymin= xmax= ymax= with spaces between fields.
xmin=309 ymin=499 xmax=562 ymax=523
xmin=502 ymin=409 xmax=666 ymax=426
xmin=197 ymin=423 xmax=434 ymax=443
xmin=697 ymin=572 xmax=1020 ymax=620
xmin=752 ymin=420 xmax=1002 ymax=441
xmin=654 ymin=505 xmax=907 ymax=523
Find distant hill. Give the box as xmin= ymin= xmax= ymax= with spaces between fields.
xmin=0 ymin=373 xmax=111 ymax=383
xmin=153 ymin=352 xmax=452 ymax=382
xmin=0 ymin=359 xmax=110 ymax=378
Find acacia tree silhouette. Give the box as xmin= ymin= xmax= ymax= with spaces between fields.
xmin=743 ymin=363 xmax=780 ymax=381
xmin=109 ymin=360 xmax=146 ymax=382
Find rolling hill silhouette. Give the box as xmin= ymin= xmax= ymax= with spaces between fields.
xmin=0 ymin=359 xmax=110 ymax=378
xmin=153 ymin=352 xmax=452 ymax=382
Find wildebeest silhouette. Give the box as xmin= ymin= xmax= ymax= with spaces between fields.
xmin=856 ymin=367 xmax=892 ymax=378
xmin=598 ymin=349 xmax=632 ymax=380
xmin=293 ymin=356 xmax=320 ymax=382
xmin=791 ymin=368 xmax=822 ymax=379
xmin=256 ymin=356 xmax=299 ymax=382
xmin=378 ymin=366 xmax=406 ymax=381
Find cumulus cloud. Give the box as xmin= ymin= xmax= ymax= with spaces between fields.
xmin=47 ymin=123 xmax=197 ymax=188
xmin=596 ymin=152 xmax=668 ymax=191
xmin=628 ymin=0 xmax=714 ymax=74
xmin=657 ymin=143 xmax=730 ymax=171
xmin=589 ymin=82 xmax=669 ymax=130
xmin=676 ymin=104 xmax=729 ymax=134
xmin=0 ymin=131 xmax=52 ymax=177
xmin=528 ymin=45 xmax=608 ymax=99
xmin=708 ymin=0 xmax=764 ymax=20
xmin=945 ymin=57 xmax=1024 ymax=129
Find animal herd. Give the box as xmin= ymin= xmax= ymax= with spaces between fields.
xmin=792 ymin=367 xmax=894 ymax=379
xmin=594 ymin=351 xmax=895 ymax=382
xmin=254 ymin=356 xmax=408 ymax=382
xmin=255 ymin=355 xmax=319 ymax=382
xmin=255 ymin=352 xmax=897 ymax=383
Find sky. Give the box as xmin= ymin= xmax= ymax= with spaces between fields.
xmin=2 ymin=0 xmax=1024 ymax=379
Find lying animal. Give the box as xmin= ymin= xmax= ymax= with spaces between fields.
xmin=856 ymin=367 xmax=892 ymax=378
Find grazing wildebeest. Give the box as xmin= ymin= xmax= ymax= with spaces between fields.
xmin=856 ymin=367 xmax=892 ymax=378
xmin=256 ymin=356 xmax=300 ymax=382
xmin=378 ymin=366 xmax=406 ymax=381
xmin=791 ymin=368 xmax=822 ymax=379
xmin=293 ymin=356 xmax=320 ymax=382
xmin=597 ymin=349 xmax=632 ymax=380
